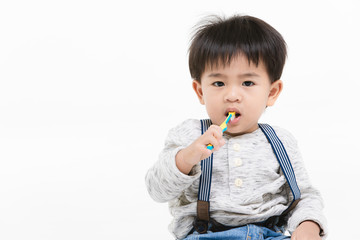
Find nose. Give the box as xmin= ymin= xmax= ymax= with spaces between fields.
xmin=224 ymin=86 xmax=241 ymax=103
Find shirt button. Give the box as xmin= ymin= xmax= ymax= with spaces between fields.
xmin=234 ymin=158 xmax=242 ymax=167
xmin=235 ymin=178 xmax=243 ymax=187
xmin=233 ymin=143 xmax=241 ymax=151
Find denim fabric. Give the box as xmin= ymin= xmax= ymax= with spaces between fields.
xmin=183 ymin=224 xmax=290 ymax=240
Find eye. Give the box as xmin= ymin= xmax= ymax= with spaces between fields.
xmin=213 ymin=81 xmax=225 ymax=87
xmin=242 ymin=81 xmax=254 ymax=87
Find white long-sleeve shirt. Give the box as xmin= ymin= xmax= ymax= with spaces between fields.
xmin=145 ymin=119 xmax=327 ymax=239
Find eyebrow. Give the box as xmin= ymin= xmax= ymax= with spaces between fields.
xmin=207 ymin=72 xmax=261 ymax=78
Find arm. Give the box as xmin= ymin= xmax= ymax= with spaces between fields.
xmin=145 ymin=120 xmax=224 ymax=202
xmin=286 ymin=159 xmax=327 ymax=238
xmin=291 ymin=220 xmax=322 ymax=240
xmin=279 ymin=129 xmax=328 ymax=238
xmin=176 ymin=124 xmax=225 ymax=174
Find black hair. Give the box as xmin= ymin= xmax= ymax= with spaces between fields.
xmin=189 ymin=15 xmax=287 ymax=83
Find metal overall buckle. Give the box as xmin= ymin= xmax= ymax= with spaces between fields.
xmin=193 ymin=218 xmax=208 ymax=234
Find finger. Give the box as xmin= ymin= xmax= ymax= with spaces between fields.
xmin=207 ymin=135 xmax=224 ymax=151
xmin=207 ymin=125 xmax=223 ymax=139
xmin=198 ymin=144 xmax=213 ymax=160
xmin=219 ymin=138 xmax=226 ymax=146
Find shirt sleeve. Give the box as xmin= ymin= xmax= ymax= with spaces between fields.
xmin=277 ymin=128 xmax=328 ymax=238
xmin=145 ymin=119 xmax=202 ymax=203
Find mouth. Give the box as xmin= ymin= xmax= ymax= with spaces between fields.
xmin=224 ymin=109 xmax=241 ymax=123
xmin=225 ymin=112 xmax=241 ymax=118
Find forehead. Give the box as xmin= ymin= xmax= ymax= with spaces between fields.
xmin=203 ymin=54 xmax=268 ymax=77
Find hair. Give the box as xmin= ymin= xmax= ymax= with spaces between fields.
xmin=188 ymin=15 xmax=287 ymax=83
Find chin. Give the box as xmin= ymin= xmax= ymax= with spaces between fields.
xmin=227 ymin=124 xmax=259 ymax=136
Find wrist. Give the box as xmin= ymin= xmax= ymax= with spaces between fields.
xmin=175 ymin=148 xmax=196 ymax=175
xmin=299 ymin=220 xmax=321 ymax=235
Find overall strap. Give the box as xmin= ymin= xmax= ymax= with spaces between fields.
xmin=194 ymin=121 xmax=301 ymax=233
xmin=194 ymin=119 xmax=213 ymax=233
xmin=258 ymin=123 xmax=301 ymax=226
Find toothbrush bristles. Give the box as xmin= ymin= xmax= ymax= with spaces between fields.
xmin=229 ymin=112 xmax=236 ymax=121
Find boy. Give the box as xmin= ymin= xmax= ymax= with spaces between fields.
xmin=146 ymin=15 xmax=327 ymax=239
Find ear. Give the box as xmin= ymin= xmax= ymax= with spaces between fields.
xmin=267 ymin=80 xmax=283 ymax=106
xmin=192 ymin=80 xmax=205 ymax=105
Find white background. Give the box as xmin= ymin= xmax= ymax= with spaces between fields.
xmin=0 ymin=0 xmax=359 ymax=239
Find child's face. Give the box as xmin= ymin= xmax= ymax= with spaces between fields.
xmin=193 ymin=55 xmax=283 ymax=136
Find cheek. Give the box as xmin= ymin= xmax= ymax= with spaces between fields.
xmin=202 ymin=90 xmax=219 ymax=105
xmin=248 ymin=96 xmax=268 ymax=114
xmin=203 ymin=95 xmax=223 ymax=121
xmin=204 ymin=99 xmax=218 ymax=114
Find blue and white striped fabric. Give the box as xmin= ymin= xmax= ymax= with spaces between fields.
xmin=258 ymin=123 xmax=301 ymax=204
xmin=198 ymin=119 xmax=213 ymax=201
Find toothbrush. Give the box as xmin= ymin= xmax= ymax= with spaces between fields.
xmin=207 ymin=112 xmax=235 ymax=150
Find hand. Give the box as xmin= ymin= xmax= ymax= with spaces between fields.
xmin=176 ymin=125 xmax=225 ymax=174
xmin=291 ymin=221 xmax=321 ymax=240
